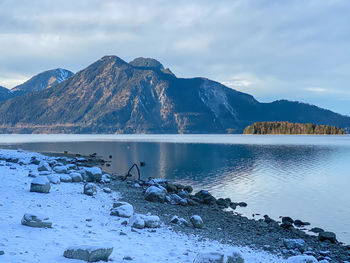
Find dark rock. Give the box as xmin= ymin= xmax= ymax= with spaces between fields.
xmin=319 ymin=232 xmax=337 ymax=243
xmin=145 ymin=186 xmax=167 ymax=203
xmin=166 ymin=184 xmax=178 ymax=193
xmin=282 ymin=217 xmax=294 ymax=224
xmin=237 ymin=202 xmax=247 ymax=207
xmin=194 ymin=190 xmax=216 ymax=205
xmin=30 ymin=176 xmax=51 ymax=193
xmin=84 ymin=183 xmax=97 ymax=196
xmin=310 ymin=227 xmax=324 ymax=234
xmin=21 ymin=213 xmax=52 ymax=228
xmin=183 ymin=185 xmax=193 ymax=193
xmin=263 ymin=215 xmax=274 ymax=224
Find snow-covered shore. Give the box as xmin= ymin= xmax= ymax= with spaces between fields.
xmin=0 ymin=149 xmax=309 ymax=262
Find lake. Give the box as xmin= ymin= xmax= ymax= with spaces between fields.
xmin=0 ymin=134 xmax=349 ymax=243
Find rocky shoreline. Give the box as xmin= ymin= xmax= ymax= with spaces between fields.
xmin=1 ymin=148 xmax=349 ymax=262
xmin=106 ymin=175 xmax=349 ymax=262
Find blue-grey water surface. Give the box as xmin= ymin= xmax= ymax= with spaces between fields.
xmin=0 ymin=134 xmax=349 ymax=243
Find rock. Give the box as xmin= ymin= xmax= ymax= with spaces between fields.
xmin=318 ymin=232 xmax=337 ymax=243
xmin=84 ymin=183 xmax=97 ymax=196
xmin=177 ymin=189 xmax=190 ymax=199
xmin=227 ymin=249 xmax=244 ymax=263
xmin=0 ymin=251 xmax=4 ymax=255
xmin=101 ymin=174 xmax=111 ymax=183
xmin=193 ymin=252 xmax=225 ymax=263
xmin=129 ymin=214 xmax=145 ymax=229
xmin=21 ymin=213 xmax=52 ymax=228
xmin=30 ymin=176 xmax=51 ymax=193
xmin=28 ymin=171 xmax=39 ymax=178
xmin=66 ymin=164 xmax=77 ymax=170
xmin=70 ymin=172 xmax=83 ymax=182
xmin=63 ymin=245 xmax=113 ymax=262
xmin=178 ymin=218 xmax=190 ymax=227
xmin=169 ymin=194 xmax=182 ymax=205
xmin=110 ymin=202 xmax=133 ymax=218
xmin=37 ymin=161 xmax=51 ymax=172
xmin=53 ymin=165 xmax=68 ymax=174
xmin=237 ymin=202 xmax=247 ymax=207
xmin=263 ymin=215 xmax=274 ymax=224
xmin=123 ymin=256 xmax=133 ymax=260
xmin=144 ymin=215 xmax=160 ymax=228
xmin=103 ymin=187 xmax=112 ymax=193
xmin=170 ymin=215 xmax=179 ymax=224
xmin=30 ymin=156 xmax=40 ymax=165
xmin=194 ymin=190 xmax=216 ymax=205
xmin=216 ymin=198 xmax=230 ymax=208
xmin=294 ymin=219 xmax=310 ymax=227
xmin=191 ymin=215 xmax=204 ymax=228
xmin=166 ymin=183 xmax=177 ymax=193
xmin=286 ymin=255 xmax=318 ymax=263
xmin=47 ymin=174 xmax=61 ymax=184
xmin=187 ymin=198 xmax=198 ymax=206
xmin=84 ymin=167 xmax=102 ymax=182
xmin=179 ymin=198 xmax=188 ymax=206
xmin=60 ymin=174 xmax=73 ymax=183
xmin=283 ymin=239 xmax=306 ymax=252
xmin=183 ymin=185 xmax=193 ymax=193
xmin=310 ymin=227 xmax=324 ymax=233
xmin=282 ymin=216 xmax=294 ymax=224
xmin=145 ymin=186 xmax=167 ymax=203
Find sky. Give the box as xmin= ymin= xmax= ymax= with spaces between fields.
xmin=0 ymin=0 xmax=350 ymax=115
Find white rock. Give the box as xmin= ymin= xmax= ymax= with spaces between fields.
xmin=144 ymin=215 xmax=160 ymax=228
xmin=47 ymin=174 xmax=61 ymax=184
xmin=84 ymin=183 xmax=97 ymax=196
xmin=63 ymin=245 xmax=113 ymax=262
xmin=284 ymin=239 xmax=306 ymax=252
xmin=145 ymin=186 xmax=167 ymax=202
xmin=194 ymin=252 xmax=225 ymax=263
xmin=53 ymin=165 xmax=68 ymax=174
xmin=84 ymin=167 xmax=102 ymax=182
xmin=60 ymin=174 xmax=73 ymax=183
xmin=227 ymin=249 xmax=244 ymax=263
xmin=103 ymin=187 xmax=112 ymax=193
xmin=110 ymin=202 xmax=133 ymax=218
xmin=286 ymin=255 xmax=318 ymax=263
xmin=30 ymin=176 xmax=51 ymax=193
xmin=37 ymin=161 xmax=51 ymax=172
xmin=70 ymin=172 xmax=83 ymax=182
xmin=129 ymin=214 xmax=145 ymax=229
xmin=21 ymin=213 xmax=52 ymax=228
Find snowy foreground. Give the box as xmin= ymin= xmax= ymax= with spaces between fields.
xmin=0 ymin=149 xmax=301 ymax=263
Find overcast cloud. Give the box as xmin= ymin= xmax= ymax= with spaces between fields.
xmin=1 ymin=0 xmax=350 ymax=115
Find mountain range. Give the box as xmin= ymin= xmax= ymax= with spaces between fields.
xmin=0 ymin=55 xmax=349 ymax=134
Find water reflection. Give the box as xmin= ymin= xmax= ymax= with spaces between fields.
xmin=1 ymin=140 xmax=350 ymax=243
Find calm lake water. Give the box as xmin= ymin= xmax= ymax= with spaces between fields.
xmin=1 ymin=134 xmax=349 ymax=243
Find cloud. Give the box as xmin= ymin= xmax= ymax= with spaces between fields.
xmin=0 ymin=0 xmax=350 ymax=115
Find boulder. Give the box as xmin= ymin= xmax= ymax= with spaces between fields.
xmin=145 ymin=186 xmax=167 ymax=203
xmin=21 ymin=213 xmax=52 ymax=228
xmin=63 ymin=245 xmax=113 ymax=262
xmin=179 ymin=198 xmax=188 ymax=206
xmin=318 ymin=231 xmax=337 ymax=243
xmin=183 ymin=185 xmax=193 ymax=193
xmin=194 ymin=252 xmax=225 ymax=263
xmin=84 ymin=167 xmax=102 ymax=182
xmin=37 ymin=161 xmax=51 ymax=172
xmin=110 ymin=202 xmax=133 ymax=218
xmin=227 ymin=249 xmax=244 ymax=263
xmin=169 ymin=194 xmax=182 ymax=205
xmin=144 ymin=215 xmax=160 ymax=228
xmin=84 ymin=183 xmax=97 ymax=196
xmin=194 ymin=190 xmax=216 ymax=205
xmin=129 ymin=214 xmax=145 ymax=229
xmin=286 ymin=255 xmax=318 ymax=263
xmin=30 ymin=156 xmax=40 ymax=165
xmin=28 ymin=171 xmax=39 ymax=178
xmin=310 ymin=227 xmax=324 ymax=233
xmin=101 ymin=174 xmax=111 ymax=183
xmin=191 ymin=215 xmax=204 ymax=228
xmin=103 ymin=187 xmax=112 ymax=193
xmin=283 ymin=239 xmax=306 ymax=252
xmin=47 ymin=174 xmax=61 ymax=184
xmin=53 ymin=165 xmax=68 ymax=174
xmin=70 ymin=172 xmax=83 ymax=182
xmin=166 ymin=183 xmax=178 ymax=193
xmin=177 ymin=189 xmax=190 ymax=199
xmin=66 ymin=163 xmax=77 ymax=170
xmin=60 ymin=174 xmax=72 ymax=183
xmin=30 ymin=176 xmax=51 ymax=193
